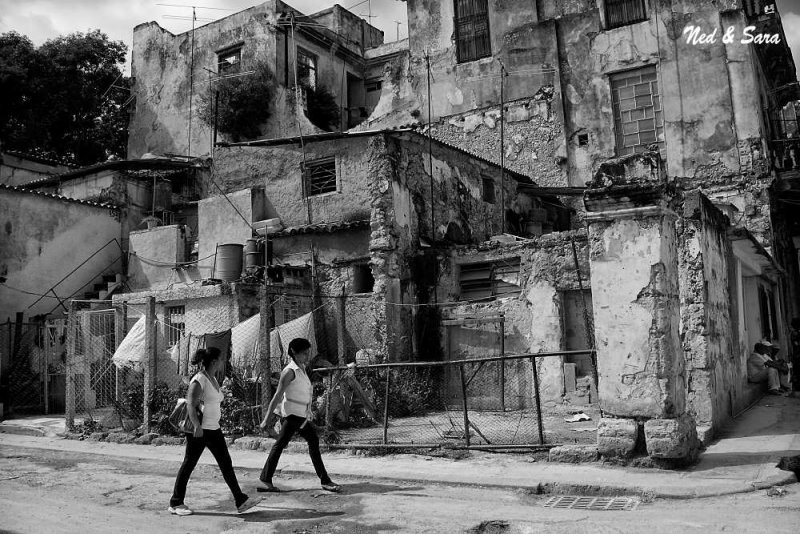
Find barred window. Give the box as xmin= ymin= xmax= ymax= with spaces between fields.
xmin=303 ymin=157 xmax=337 ymax=196
xmin=217 ymin=47 xmax=241 ymax=75
xmin=610 ymin=66 xmax=664 ymax=156
xmin=166 ymin=305 xmax=185 ymax=346
xmin=454 ymin=0 xmax=491 ymax=63
xmin=605 ymin=0 xmax=648 ymax=29
xmin=459 ymin=257 xmax=521 ymax=300
xmin=297 ymin=48 xmax=317 ymax=89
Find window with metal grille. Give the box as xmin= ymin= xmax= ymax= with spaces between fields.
xmin=166 ymin=306 xmax=185 ymax=346
xmin=217 ymin=47 xmax=242 ymax=75
xmin=454 ymin=0 xmax=491 ymax=63
xmin=605 ymin=0 xmax=648 ymax=29
xmin=297 ymin=48 xmax=317 ymax=89
xmin=610 ymin=66 xmax=664 ymax=156
xmin=304 ymin=157 xmax=337 ymax=196
xmin=481 ymin=176 xmax=495 ymax=203
xmin=366 ymin=80 xmax=382 ymax=92
xmin=283 ymin=266 xmax=311 ymax=288
xmin=459 ymin=257 xmax=521 ymax=300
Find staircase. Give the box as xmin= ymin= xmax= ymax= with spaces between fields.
xmin=79 ymin=273 xmax=126 ymax=309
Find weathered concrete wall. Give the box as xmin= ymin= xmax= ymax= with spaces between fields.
xmin=438 ymin=231 xmax=591 ymax=403
xmin=0 ymin=189 xmax=122 ymax=321
xmin=587 ymin=205 xmax=684 ymax=419
xmin=127 ymin=225 xmax=187 ymax=291
xmin=129 ymin=2 xmax=279 ymax=158
xmin=198 ymin=188 xmax=265 ymax=278
xmin=679 ymin=192 xmax=738 ymax=442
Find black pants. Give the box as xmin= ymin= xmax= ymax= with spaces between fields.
xmin=170 ymin=428 xmax=247 ymax=507
xmin=260 ymin=415 xmax=331 ymax=484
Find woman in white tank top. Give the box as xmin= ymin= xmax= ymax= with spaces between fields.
xmin=258 ymin=338 xmax=340 ymax=493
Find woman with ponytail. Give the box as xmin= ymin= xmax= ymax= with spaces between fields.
xmin=258 ymin=338 xmax=340 ymax=492
xmin=168 ymin=347 xmax=262 ymax=516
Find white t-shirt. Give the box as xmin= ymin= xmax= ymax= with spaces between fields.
xmin=191 ymin=372 xmax=224 ymax=430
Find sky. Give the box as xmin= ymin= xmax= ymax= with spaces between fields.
xmin=0 ymin=0 xmax=797 ymax=76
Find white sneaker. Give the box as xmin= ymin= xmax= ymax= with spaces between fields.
xmin=168 ymin=504 xmax=194 ymax=516
xmin=237 ymin=495 xmax=263 ymax=514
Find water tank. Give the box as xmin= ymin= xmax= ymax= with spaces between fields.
xmin=244 ymin=238 xmax=264 ymax=268
xmin=215 ymin=244 xmax=244 ymax=281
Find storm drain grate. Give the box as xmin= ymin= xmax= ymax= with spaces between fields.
xmin=542 ymin=496 xmax=640 ymax=511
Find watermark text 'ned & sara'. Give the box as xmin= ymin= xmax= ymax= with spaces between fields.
xmin=683 ymin=25 xmax=781 ymax=46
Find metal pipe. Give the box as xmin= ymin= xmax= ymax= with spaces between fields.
xmin=531 ymin=356 xmax=544 ymax=445
xmin=500 ymin=319 xmax=505 ymax=412
xmin=459 ymin=363 xmax=470 ymax=446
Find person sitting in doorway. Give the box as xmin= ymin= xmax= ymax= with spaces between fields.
xmin=747 ymin=340 xmax=791 ymax=395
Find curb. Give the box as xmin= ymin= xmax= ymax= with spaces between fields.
xmin=0 ymin=428 xmax=796 ymax=500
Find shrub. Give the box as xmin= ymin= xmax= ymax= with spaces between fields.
xmin=304 ymin=83 xmax=340 ymax=131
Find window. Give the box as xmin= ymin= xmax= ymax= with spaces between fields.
xmin=758 ymin=285 xmax=779 ymax=341
xmin=610 ymin=65 xmax=664 ymax=156
xmin=605 ymin=0 xmax=648 ymax=29
xmin=481 ymin=176 xmax=495 ymax=203
xmin=283 ymin=297 xmax=308 ymax=323
xmin=366 ymin=80 xmax=383 ymax=92
xmin=283 ymin=266 xmax=311 ymax=288
xmin=217 ymin=47 xmax=242 ymax=75
xmin=459 ymin=257 xmax=521 ymax=300
xmin=166 ymin=305 xmax=185 ymax=346
xmin=454 ymin=0 xmax=491 ymax=63
xmin=303 ymin=157 xmax=337 ymax=196
xmin=297 ymin=48 xmax=317 ymax=89
xmin=353 ymin=263 xmax=374 ymax=293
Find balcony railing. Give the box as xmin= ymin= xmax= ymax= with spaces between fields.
xmin=772 ymin=138 xmax=800 ymax=171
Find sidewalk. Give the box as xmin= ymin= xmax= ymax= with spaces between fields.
xmin=1 ymin=395 xmax=798 ymax=499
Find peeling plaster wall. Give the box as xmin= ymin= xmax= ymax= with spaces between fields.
xmin=438 ymin=231 xmax=591 ymax=402
xmin=0 ymin=190 xmax=122 ymax=322
xmin=679 ymin=192 xmax=738 ymax=439
xmin=588 ymin=211 xmax=684 ymax=418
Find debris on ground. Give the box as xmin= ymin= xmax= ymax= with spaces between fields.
xmin=564 ymin=413 xmax=591 ymax=423
xmin=766 ymin=486 xmax=787 ymax=497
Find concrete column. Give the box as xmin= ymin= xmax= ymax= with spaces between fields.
xmin=586 ymin=194 xmax=697 ymax=460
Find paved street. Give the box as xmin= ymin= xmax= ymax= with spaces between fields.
xmin=2 ymin=445 xmax=799 ymax=534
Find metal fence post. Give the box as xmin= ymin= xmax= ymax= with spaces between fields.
xmin=382 ymin=368 xmax=391 ymax=444
xmin=258 ymin=285 xmax=274 ymax=416
xmin=114 ymin=302 xmax=125 ymax=402
xmin=143 ymin=296 xmax=155 ymax=432
xmin=499 ymin=318 xmax=505 ymax=412
xmin=337 ymin=286 xmax=346 ymax=363
xmin=459 ymin=363 xmax=471 ymax=446
xmin=531 ymin=356 xmax=544 ymax=445
xmin=65 ymin=301 xmax=77 ymax=430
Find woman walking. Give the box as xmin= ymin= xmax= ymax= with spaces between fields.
xmin=168 ymin=347 xmax=262 ymax=516
xmin=258 ymin=338 xmax=340 ymax=492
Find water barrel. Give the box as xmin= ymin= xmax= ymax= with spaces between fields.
xmin=216 ymin=243 xmax=244 ymax=281
xmin=244 ymin=238 xmax=264 ymax=268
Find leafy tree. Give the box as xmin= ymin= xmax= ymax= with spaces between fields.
xmin=199 ymin=61 xmax=275 ymax=142
xmin=0 ymin=30 xmax=129 ymax=165
xmin=304 ymin=84 xmax=340 ymax=132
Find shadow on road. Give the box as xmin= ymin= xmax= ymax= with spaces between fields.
xmin=194 ymin=507 xmax=345 ymax=523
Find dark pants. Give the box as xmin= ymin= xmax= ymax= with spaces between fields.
xmin=260 ymin=415 xmax=331 ymax=484
xmin=170 ymin=428 xmax=247 ymax=507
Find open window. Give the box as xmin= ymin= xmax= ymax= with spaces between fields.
xmin=297 ymin=47 xmax=318 ymax=89
xmin=458 ymin=257 xmax=521 ymax=300
xmin=303 ymin=157 xmax=337 ymax=196
xmin=352 ymin=263 xmax=374 ymax=293
xmin=217 ymin=46 xmax=242 ymax=75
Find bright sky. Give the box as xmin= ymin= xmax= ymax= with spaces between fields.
xmin=0 ymin=0 xmax=798 ymax=77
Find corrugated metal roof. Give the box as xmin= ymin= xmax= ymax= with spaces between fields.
xmin=0 ymin=183 xmax=119 ymax=209
xmin=271 ymin=219 xmax=370 ymax=237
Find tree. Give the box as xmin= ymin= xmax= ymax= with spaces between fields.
xmin=0 ymin=30 xmax=129 ymax=165
xmin=199 ymin=61 xmax=275 ymax=142
xmin=304 ymin=84 xmax=341 ymax=132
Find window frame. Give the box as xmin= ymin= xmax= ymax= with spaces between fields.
xmin=454 ymin=0 xmax=492 ymax=64
xmin=609 ymin=65 xmax=665 ymax=157
xmin=303 ymin=156 xmax=338 ymax=197
xmin=296 ymin=47 xmax=318 ymax=90
xmin=165 ymin=305 xmax=186 ymax=347
xmin=481 ymin=176 xmax=496 ymax=204
xmin=458 ymin=257 xmax=521 ymax=301
xmin=217 ymin=46 xmax=242 ymax=75
xmin=604 ymin=0 xmax=648 ymax=30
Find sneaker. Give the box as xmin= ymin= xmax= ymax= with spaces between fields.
xmin=321 ymin=481 xmax=341 ymax=492
xmin=236 ymin=495 xmax=263 ymax=514
xmin=167 ymin=504 xmax=193 ymax=516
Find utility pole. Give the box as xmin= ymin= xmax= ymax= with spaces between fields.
xmin=499 ymin=60 xmax=507 ymax=233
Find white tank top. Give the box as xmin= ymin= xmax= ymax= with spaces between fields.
xmin=191 ymin=372 xmax=223 ymax=430
xmin=276 ymin=360 xmax=312 ymax=418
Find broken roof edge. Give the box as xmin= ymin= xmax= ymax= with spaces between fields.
xmin=217 ymin=127 xmax=538 ymax=186
xmin=0 ymin=183 xmax=120 ymax=210
xmin=21 ymin=157 xmax=204 ymax=188
xmin=728 ymin=226 xmax=785 ymax=277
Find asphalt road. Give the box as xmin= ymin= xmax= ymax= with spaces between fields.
xmin=1 ymin=445 xmax=798 ymax=533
